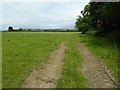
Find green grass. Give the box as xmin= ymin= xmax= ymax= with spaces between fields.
xmin=78 ymin=34 xmax=119 ymax=84
xmin=2 ymin=32 xmax=86 ymax=88
xmin=2 ymin=32 xmax=119 ymax=88
xmin=57 ymin=33 xmax=86 ymax=88
xmin=2 ymin=32 xmax=66 ymax=88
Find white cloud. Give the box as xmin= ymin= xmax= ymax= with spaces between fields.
xmin=0 ymin=0 xmax=89 ymax=2
xmin=1 ymin=2 xmax=89 ymax=30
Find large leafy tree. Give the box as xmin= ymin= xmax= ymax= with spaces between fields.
xmin=75 ymin=2 xmax=120 ymax=41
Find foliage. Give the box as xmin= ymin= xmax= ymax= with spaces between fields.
xmin=8 ymin=26 xmax=13 ymax=31
xmin=75 ymin=16 xmax=91 ymax=34
xmin=28 ymin=29 xmax=32 ymax=31
xmin=75 ymin=2 xmax=120 ymax=42
xmin=19 ymin=28 xmax=23 ymax=31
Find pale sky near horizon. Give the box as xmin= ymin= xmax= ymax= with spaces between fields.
xmin=0 ymin=0 xmax=90 ymax=30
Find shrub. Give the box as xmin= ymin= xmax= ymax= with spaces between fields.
xmin=8 ymin=26 xmax=13 ymax=31
xmin=19 ymin=28 xmax=23 ymax=31
xmin=78 ymin=22 xmax=90 ymax=34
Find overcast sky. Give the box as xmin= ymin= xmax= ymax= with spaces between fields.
xmin=1 ymin=0 xmax=90 ymax=30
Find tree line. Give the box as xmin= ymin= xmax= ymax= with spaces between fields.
xmin=7 ymin=26 xmax=76 ymax=32
xmin=75 ymin=2 xmax=120 ymax=42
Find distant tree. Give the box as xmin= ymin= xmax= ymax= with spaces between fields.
xmin=8 ymin=26 xmax=13 ymax=31
xmin=19 ymin=28 xmax=23 ymax=31
xmin=44 ymin=30 xmax=48 ymax=32
xmin=67 ymin=29 xmax=69 ymax=32
xmin=28 ymin=29 xmax=32 ymax=31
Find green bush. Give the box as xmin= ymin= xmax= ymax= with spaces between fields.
xmin=78 ymin=22 xmax=90 ymax=34
xmin=19 ymin=28 xmax=23 ymax=31
xmin=8 ymin=26 xmax=13 ymax=31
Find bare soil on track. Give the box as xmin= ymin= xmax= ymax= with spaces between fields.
xmin=78 ymin=43 xmax=117 ymax=88
xmin=23 ymin=42 xmax=67 ymax=88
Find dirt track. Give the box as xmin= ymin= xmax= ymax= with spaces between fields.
xmin=23 ymin=42 xmax=66 ymax=88
xmin=22 ymin=42 xmax=118 ymax=88
xmin=78 ymin=43 xmax=117 ymax=88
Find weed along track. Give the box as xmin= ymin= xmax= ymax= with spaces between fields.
xmin=23 ymin=42 xmax=67 ymax=88
xmin=78 ymin=43 xmax=117 ymax=88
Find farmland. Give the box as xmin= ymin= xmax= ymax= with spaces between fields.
xmin=2 ymin=32 xmax=119 ymax=88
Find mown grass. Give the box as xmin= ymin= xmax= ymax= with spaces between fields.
xmin=2 ymin=32 xmax=66 ymax=88
xmin=3 ymin=32 xmax=118 ymax=88
xmin=57 ymin=33 xmax=86 ymax=88
xmin=2 ymin=32 xmax=86 ymax=88
xmin=78 ymin=34 xmax=119 ymax=84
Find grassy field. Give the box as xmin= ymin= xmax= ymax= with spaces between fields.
xmin=2 ymin=32 xmax=86 ymax=88
xmin=78 ymin=34 xmax=119 ymax=83
xmin=57 ymin=33 xmax=87 ymax=88
xmin=2 ymin=32 xmax=65 ymax=87
xmin=2 ymin=32 xmax=119 ymax=88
